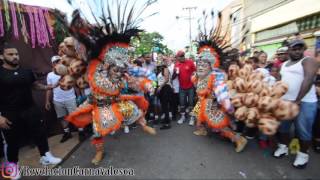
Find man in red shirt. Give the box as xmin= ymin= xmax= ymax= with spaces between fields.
xmin=173 ymin=50 xmax=196 ymax=125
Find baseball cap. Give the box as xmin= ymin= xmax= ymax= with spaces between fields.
xmin=276 ymin=47 xmax=288 ymax=54
xmin=288 ymin=39 xmax=306 ymax=48
xmin=175 ymin=50 xmax=185 ymax=58
xmin=51 ymin=55 xmax=61 ymax=63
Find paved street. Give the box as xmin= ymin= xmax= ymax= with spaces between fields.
xmin=50 ymin=121 xmax=320 ymax=179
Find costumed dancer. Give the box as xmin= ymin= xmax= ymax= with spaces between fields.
xmin=190 ymin=11 xmax=247 ymax=152
xmin=55 ymin=1 xmax=158 ymax=165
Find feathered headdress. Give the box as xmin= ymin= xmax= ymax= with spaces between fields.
xmin=60 ymin=0 xmax=158 ymax=67
xmin=196 ymin=10 xmax=249 ymax=69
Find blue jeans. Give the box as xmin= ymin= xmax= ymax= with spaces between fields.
xmin=179 ymin=87 xmax=194 ymax=112
xmin=145 ymin=94 xmax=157 ymax=120
xmin=279 ymin=101 xmax=318 ymax=141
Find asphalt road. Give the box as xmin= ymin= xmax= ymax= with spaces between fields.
xmin=51 ymin=122 xmax=320 ymax=179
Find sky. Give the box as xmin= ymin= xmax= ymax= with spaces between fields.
xmin=10 ymin=0 xmax=233 ymax=51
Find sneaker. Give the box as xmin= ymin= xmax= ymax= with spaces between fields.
xmin=189 ymin=117 xmax=195 ymax=126
xmin=40 ymin=152 xmax=62 ymax=165
xmin=273 ymin=144 xmax=288 ymax=158
xmin=160 ymin=124 xmax=171 ymax=130
xmin=177 ymin=115 xmax=185 ymax=124
xmin=160 ymin=114 xmax=165 ymax=120
xmin=244 ymin=127 xmax=256 ymax=140
xmin=60 ymin=132 xmax=72 ymax=143
xmin=78 ymin=131 xmax=86 ymax=142
xmin=109 ymin=131 xmax=115 ymax=135
xmin=293 ymin=151 xmax=309 ymax=169
xmin=131 ymin=122 xmax=137 ymax=129
xmin=124 ymin=126 xmax=129 ymax=134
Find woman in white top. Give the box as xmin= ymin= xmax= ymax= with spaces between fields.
xmin=166 ymin=57 xmax=179 ymax=121
xmin=156 ymin=61 xmax=174 ymax=130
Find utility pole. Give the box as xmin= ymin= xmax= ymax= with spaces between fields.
xmin=176 ymin=6 xmax=197 ymax=53
xmin=183 ymin=6 xmax=197 ymax=49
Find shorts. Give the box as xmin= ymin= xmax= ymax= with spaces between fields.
xmin=53 ymin=98 xmax=77 ymax=118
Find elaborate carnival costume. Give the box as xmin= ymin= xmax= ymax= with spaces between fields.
xmin=54 ymin=1 xmax=157 ymax=165
xmin=190 ymin=12 xmax=247 ymax=152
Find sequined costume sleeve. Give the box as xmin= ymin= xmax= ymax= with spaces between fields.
xmin=127 ymin=65 xmax=157 ymax=82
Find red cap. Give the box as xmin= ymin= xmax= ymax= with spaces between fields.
xmin=175 ymin=50 xmax=185 ymax=57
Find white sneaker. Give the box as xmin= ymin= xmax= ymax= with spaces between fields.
xmin=273 ymin=144 xmax=288 ymax=158
xmin=40 ymin=152 xmax=62 ymax=165
xmin=177 ymin=116 xmax=185 ymax=124
xmin=124 ymin=126 xmax=129 ymax=134
xmin=293 ymin=151 xmax=309 ymax=169
xmin=4 ymin=162 xmax=21 ymax=180
xmin=110 ymin=131 xmax=115 ymax=135
xmin=189 ymin=117 xmax=195 ymax=126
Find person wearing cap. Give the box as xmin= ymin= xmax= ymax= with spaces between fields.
xmin=273 ymin=46 xmax=289 ymax=69
xmin=274 ymin=39 xmax=319 ymax=169
xmin=0 ymin=43 xmax=61 ymax=179
xmin=174 ymin=50 xmax=196 ymax=125
xmin=45 ymin=55 xmax=85 ymax=143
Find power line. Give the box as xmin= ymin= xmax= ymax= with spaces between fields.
xmin=182 ymin=6 xmax=197 ymax=49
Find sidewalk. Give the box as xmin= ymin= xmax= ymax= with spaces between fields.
xmin=1 ymin=132 xmax=81 ymax=168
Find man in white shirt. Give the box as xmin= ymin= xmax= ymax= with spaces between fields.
xmin=45 ymin=56 xmax=85 ymax=143
xmin=273 ymin=40 xmax=318 ymax=169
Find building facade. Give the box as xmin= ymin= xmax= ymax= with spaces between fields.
xmin=221 ymin=0 xmax=320 ymax=57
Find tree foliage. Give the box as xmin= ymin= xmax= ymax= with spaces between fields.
xmin=130 ymin=32 xmax=173 ymax=56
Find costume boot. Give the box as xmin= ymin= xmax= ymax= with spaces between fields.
xmin=193 ymin=126 xmax=208 ymax=136
xmin=91 ymin=138 xmax=104 ymax=165
xmin=235 ymin=136 xmax=248 ymax=153
xmin=220 ymin=128 xmax=247 ymax=152
xmin=138 ymin=115 xmax=157 ymax=135
xmin=142 ymin=125 xmax=157 ymax=135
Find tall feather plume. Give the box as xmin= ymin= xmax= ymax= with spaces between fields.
xmin=125 ymin=0 xmax=137 ymax=31
xmin=209 ymin=10 xmax=215 ymax=36
xmin=66 ymin=0 xmax=89 ymax=22
xmin=107 ymin=0 xmax=116 ymax=32
xmin=121 ymin=0 xmax=130 ymax=33
xmin=88 ymin=1 xmax=101 ymax=27
xmin=65 ymin=0 xmax=156 ymax=60
xmin=117 ymin=0 xmax=122 ymax=33
xmin=100 ymin=0 xmax=109 ymax=34
xmin=213 ymin=13 xmax=227 ymax=41
xmin=203 ymin=10 xmax=208 ymax=40
xmin=219 ymin=14 xmax=233 ymax=44
xmin=131 ymin=0 xmax=157 ymax=25
xmin=211 ymin=11 xmax=222 ymax=40
xmin=132 ymin=12 xmax=159 ymax=27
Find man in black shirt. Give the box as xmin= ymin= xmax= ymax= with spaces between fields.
xmin=0 ymin=43 xmax=61 ymax=179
